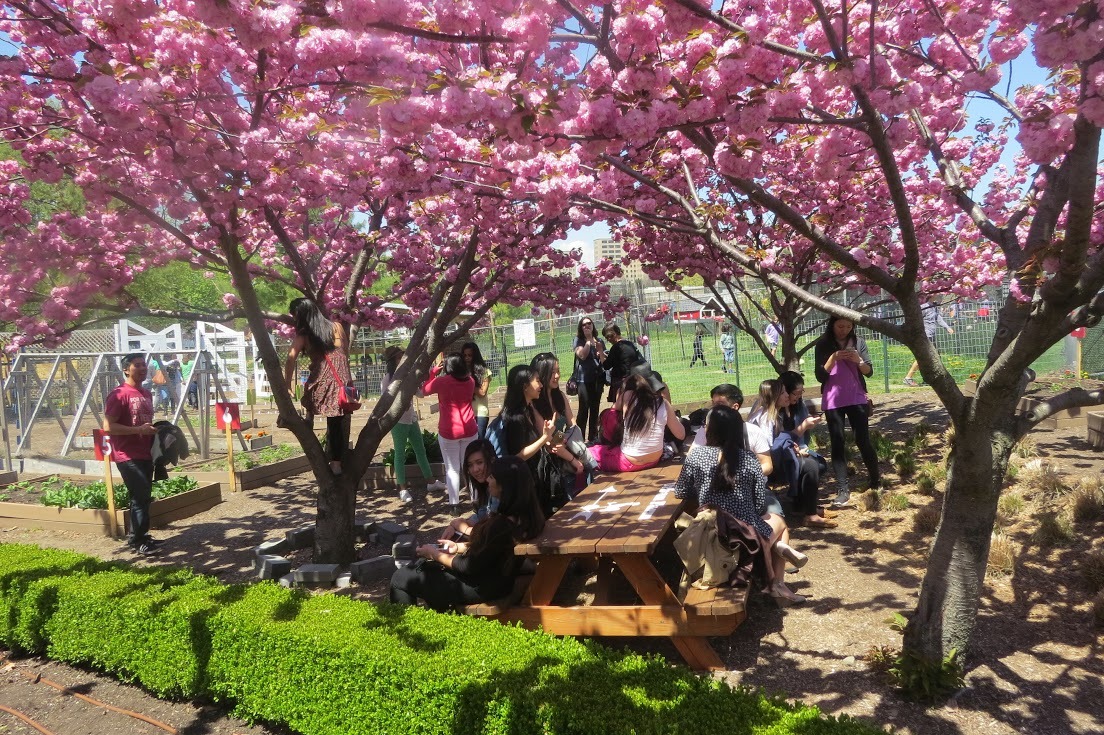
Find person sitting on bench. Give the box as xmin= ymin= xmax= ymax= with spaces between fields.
xmin=674 ymin=405 xmax=809 ymax=606
xmin=689 ymin=384 xmax=772 ymax=476
xmin=389 ymin=456 xmax=545 ymax=612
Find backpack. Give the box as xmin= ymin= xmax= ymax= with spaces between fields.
xmin=486 ymin=415 xmax=506 ymax=457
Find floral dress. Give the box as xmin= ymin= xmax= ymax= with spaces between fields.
xmin=303 ymin=347 xmax=351 ymax=419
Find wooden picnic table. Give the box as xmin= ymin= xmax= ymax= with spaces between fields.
xmin=484 ymin=463 xmax=747 ymax=670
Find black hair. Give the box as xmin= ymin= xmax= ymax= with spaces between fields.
xmin=576 ymin=316 xmax=597 ymax=344
xmin=461 ymin=342 xmax=488 ymax=370
xmin=529 ymin=352 xmax=565 ymax=419
xmin=443 ymin=353 xmax=470 ymax=381
xmin=779 ymin=370 xmax=804 ymax=394
xmin=501 ymin=364 xmax=537 ymax=422
xmin=464 ymin=514 xmax=519 ymax=576
xmin=704 ymin=405 xmax=749 ymax=496
xmin=491 ymin=455 xmax=545 ymax=540
xmin=462 ymin=439 xmax=497 ymax=511
xmin=289 ymin=298 xmax=336 ymax=354
xmin=710 ymin=383 xmax=743 ymax=406
xmin=819 ymin=314 xmax=856 ymax=349
xmin=601 ymin=323 xmax=622 ymax=342
xmin=121 ymin=353 xmax=144 ymax=370
xmin=622 ymin=373 xmax=660 ymax=438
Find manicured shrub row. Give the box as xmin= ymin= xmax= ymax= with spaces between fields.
xmin=0 ymin=544 xmax=880 ymax=735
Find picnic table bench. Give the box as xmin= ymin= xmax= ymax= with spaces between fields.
xmin=470 ymin=463 xmax=747 ymax=670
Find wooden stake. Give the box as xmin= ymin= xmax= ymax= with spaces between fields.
xmin=224 ymin=407 xmax=237 ymax=492
xmin=102 ymin=445 xmax=119 ymax=538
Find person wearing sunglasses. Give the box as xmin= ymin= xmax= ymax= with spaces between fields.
xmin=573 ymin=317 xmax=606 ymax=442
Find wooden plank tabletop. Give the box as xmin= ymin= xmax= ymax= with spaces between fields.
xmin=515 ymin=462 xmax=685 ymax=558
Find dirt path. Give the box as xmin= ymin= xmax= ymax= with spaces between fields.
xmin=3 ymin=390 xmax=1104 ymax=735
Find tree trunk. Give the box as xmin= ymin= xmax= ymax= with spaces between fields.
xmin=903 ymin=402 xmax=1017 ymax=663
xmin=314 ymin=472 xmax=358 ymax=563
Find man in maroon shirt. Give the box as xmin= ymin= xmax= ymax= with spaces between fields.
xmin=103 ymin=353 xmax=159 ymax=555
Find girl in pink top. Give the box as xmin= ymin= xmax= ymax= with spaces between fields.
xmin=422 ymin=353 xmax=478 ymax=512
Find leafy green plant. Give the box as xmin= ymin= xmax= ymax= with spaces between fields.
xmin=870 ymin=429 xmax=896 ymax=461
xmin=997 ymin=492 xmax=1024 ymax=524
xmin=915 ymin=473 xmax=937 ymax=496
xmin=0 ymin=544 xmax=883 ymax=735
xmin=887 ymin=648 xmax=965 ymax=702
xmin=36 ymin=475 xmax=198 ymax=510
xmin=382 ymin=429 xmax=443 ymax=468
xmin=893 ymin=450 xmax=916 ymax=479
xmin=884 ymin=493 xmax=911 ymax=511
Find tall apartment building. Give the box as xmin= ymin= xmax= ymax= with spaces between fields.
xmin=594 ymin=237 xmax=648 ymax=283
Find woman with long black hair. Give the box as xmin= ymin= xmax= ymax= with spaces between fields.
xmin=573 ymin=317 xmax=606 ymax=441
xmin=674 ymin=405 xmax=808 ymax=606
xmin=589 ymin=373 xmax=685 ymax=472
xmin=813 ymin=315 xmax=881 ymax=508
xmin=283 ymin=298 xmax=352 ymax=476
xmin=461 ymin=342 xmax=492 ymax=439
xmin=388 ymin=455 xmax=545 ymax=611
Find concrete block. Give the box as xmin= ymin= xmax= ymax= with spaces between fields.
xmin=278 ymin=573 xmax=295 ymax=588
xmin=293 ymin=563 xmax=340 ymax=583
xmin=256 ymin=555 xmax=292 ymax=580
xmin=351 ymin=555 xmax=396 ymax=584
xmin=285 ymin=526 xmax=315 ymax=550
xmin=335 ymin=572 xmax=353 ymax=589
xmin=254 ymin=538 xmax=291 ymax=558
xmin=376 ymin=521 xmax=408 ymax=548
xmin=355 ymin=520 xmax=377 ymax=542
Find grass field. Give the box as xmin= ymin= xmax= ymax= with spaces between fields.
xmin=476 ymin=316 xmax=1070 ymax=405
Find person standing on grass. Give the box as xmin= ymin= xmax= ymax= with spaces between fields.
xmin=903 ymin=301 xmax=954 ymax=387
xmin=719 ymin=323 xmax=736 ymax=374
xmin=103 ymin=353 xmax=159 ymax=556
xmin=689 ymin=323 xmax=708 ymax=367
xmin=573 ymin=316 xmax=606 ymax=441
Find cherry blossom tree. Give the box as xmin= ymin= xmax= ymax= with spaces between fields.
xmin=532 ymin=0 xmax=1103 ymax=673
xmin=0 ymin=0 xmax=609 ymax=563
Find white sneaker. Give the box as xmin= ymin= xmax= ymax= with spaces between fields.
xmin=426 ymin=480 xmax=447 ymax=491
xmin=399 ymin=489 xmax=414 ymax=503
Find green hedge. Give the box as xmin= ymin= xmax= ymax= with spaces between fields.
xmin=0 ymin=544 xmax=882 ymax=735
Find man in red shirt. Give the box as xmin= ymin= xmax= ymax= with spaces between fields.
xmin=103 ymin=353 xmax=159 ymax=555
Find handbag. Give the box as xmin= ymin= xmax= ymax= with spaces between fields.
xmin=565 ymin=355 xmax=580 ymax=397
xmin=324 ymin=353 xmax=361 ymax=414
xmin=151 ymin=368 xmax=167 ymax=386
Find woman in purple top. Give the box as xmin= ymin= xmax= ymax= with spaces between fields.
xmin=813 ymin=315 xmax=881 ymax=507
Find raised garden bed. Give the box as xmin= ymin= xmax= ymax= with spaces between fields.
xmin=0 ymin=474 xmax=221 ymax=536
xmin=963 ymin=376 xmax=1100 ymax=430
xmin=1088 ymin=412 xmax=1104 ymax=450
xmin=361 ymin=461 xmax=445 ymax=490
xmin=172 ymin=444 xmax=310 ymax=492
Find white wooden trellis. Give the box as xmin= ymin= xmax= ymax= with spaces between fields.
xmin=114 ymin=320 xmax=184 ymax=353
xmin=196 ymin=322 xmax=252 ymax=401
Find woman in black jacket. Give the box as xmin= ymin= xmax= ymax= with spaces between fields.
xmin=601 ymin=323 xmax=641 ymax=402
xmin=388 ymin=456 xmax=545 ymax=611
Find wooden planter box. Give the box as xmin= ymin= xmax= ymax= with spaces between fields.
xmin=0 ymin=481 xmax=221 ymax=537
xmin=361 ymin=462 xmax=445 ymax=490
xmin=175 ymin=453 xmax=312 ymax=492
xmin=963 ymin=379 xmax=1090 ymax=431
xmin=1088 ymin=412 xmax=1104 ymax=450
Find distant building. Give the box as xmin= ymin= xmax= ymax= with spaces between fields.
xmin=594 ymin=237 xmax=651 ymax=284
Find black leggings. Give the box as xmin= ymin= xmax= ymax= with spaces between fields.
xmin=771 ymin=454 xmax=820 ymax=516
xmin=389 ymin=562 xmax=505 ymax=612
xmin=326 ymin=414 xmax=350 ymax=462
xmin=824 ymin=402 xmax=880 ymax=486
xmin=576 ymin=379 xmax=603 ymax=442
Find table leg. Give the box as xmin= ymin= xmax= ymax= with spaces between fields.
xmin=615 ymin=554 xmax=725 ymax=671
xmin=524 ymin=555 xmax=571 ymax=606
xmin=594 ymin=556 xmax=614 ymax=605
